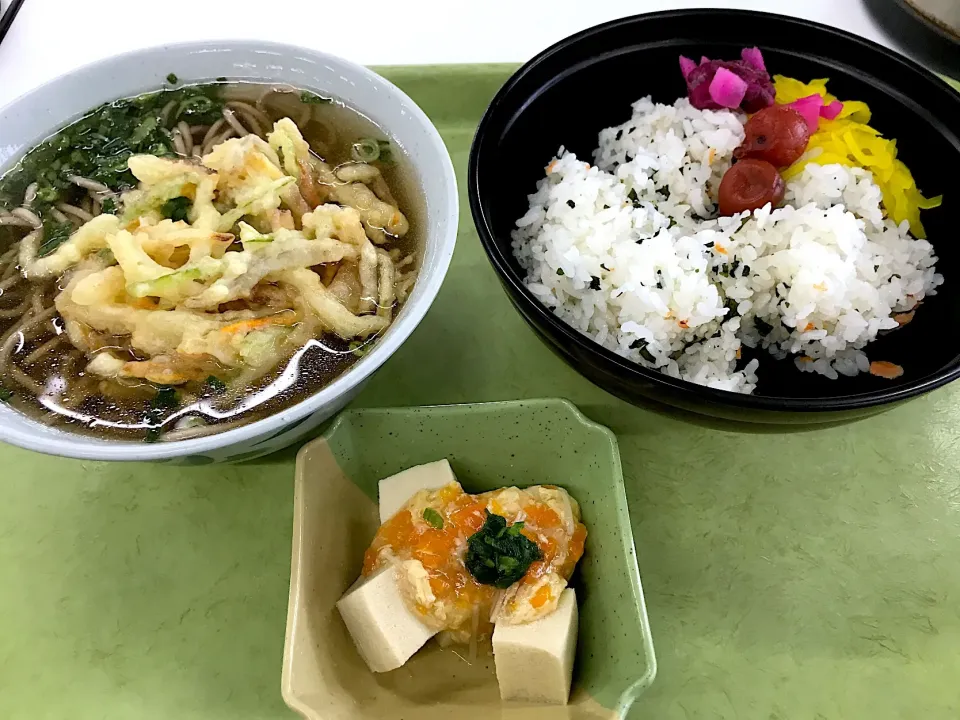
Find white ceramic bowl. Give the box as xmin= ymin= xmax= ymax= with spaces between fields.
xmin=0 ymin=42 xmax=458 ymax=463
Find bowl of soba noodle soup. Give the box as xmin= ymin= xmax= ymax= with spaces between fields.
xmin=0 ymin=42 xmax=458 ymax=463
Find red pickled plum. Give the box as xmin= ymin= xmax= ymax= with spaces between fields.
xmin=718 ymin=158 xmax=785 ymax=216
xmin=734 ymin=105 xmax=811 ymax=168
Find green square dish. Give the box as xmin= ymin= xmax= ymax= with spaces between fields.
xmin=282 ymin=399 xmax=656 ymax=719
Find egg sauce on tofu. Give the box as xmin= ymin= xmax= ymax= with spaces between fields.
xmin=362 ymin=482 xmax=587 ymax=644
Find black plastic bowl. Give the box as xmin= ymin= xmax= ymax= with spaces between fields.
xmin=469 ymin=9 xmax=960 ymax=425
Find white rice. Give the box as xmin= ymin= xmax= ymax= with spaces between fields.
xmin=511 ymin=97 xmax=942 ymax=393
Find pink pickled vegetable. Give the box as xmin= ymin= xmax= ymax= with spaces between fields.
xmin=787 ymin=94 xmax=824 ymax=132
xmin=681 ymin=48 xmax=775 ymax=113
xmin=709 ymin=67 xmax=748 ymax=108
xmin=820 ymin=99 xmax=844 ymax=120
xmin=784 ymin=95 xmax=846 ymax=131
xmin=740 ymin=46 xmax=766 ymax=73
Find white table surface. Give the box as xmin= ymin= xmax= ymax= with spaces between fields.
xmin=0 ymin=0 xmax=916 ymax=109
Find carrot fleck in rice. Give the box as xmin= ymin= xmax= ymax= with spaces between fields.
xmin=869 ymin=361 xmax=904 ymax=379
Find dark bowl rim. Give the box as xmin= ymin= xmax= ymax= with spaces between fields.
xmin=468 ymin=7 xmax=960 ymax=413
xmin=892 ymin=0 xmax=960 ymax=45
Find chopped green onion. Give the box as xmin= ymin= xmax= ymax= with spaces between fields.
xmin=144 ymin=386 xmax=178 ymax=441
xmin=0 ymin=386 xmax=13 ymax=402
xmin=350 ymin=138 xmax=381 ymax=163
xmin=423 ymin=508 xmax=444 ymax=530
xmin=35 ymin=185 xmax=58 ymax=203
xmin=166 ymin=73 xmax=179 ymax=85
xmin=348 ymin=340 xmax=372 ymax=357
xmin=174 ymin=416 xmax=207 ymax=430
xmin=151 ymin=385 xmax=179 ymax=410
xmin=300 ymin=91 xmax=332 ymax=105
xmin=376 ymin=140 xmax=394 ymax=164
xmin=161 ymin=196 xmax=191 ymax=222
xmin=465 ymin=512 xmax=541 ymax=588
xmin=204 ymin=375 xmax=227 ymax=395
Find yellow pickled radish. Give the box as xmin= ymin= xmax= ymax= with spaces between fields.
xmin=772 ymin=75 xmax=941 ymax=237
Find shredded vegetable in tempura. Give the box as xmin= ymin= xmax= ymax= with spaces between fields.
xmin=23 ymin=119 xmax=412 ymax=393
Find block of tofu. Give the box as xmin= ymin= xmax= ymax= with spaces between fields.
xmin=378 ymin=459 xmax=458 ymax=523
xmin=492 ymin=588 xmax=579 ymax=704
xmin=336 ymin=564 xmax=437 ymax=673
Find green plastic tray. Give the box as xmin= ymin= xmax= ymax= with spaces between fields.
xmin=1 ymin=65 xmax=959 ymax=720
